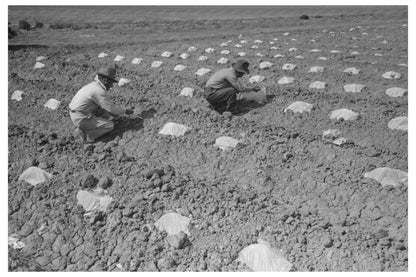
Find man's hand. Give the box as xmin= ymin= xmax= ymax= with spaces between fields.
xmin=252 ymin=86 xmax=262 ymax=92
xmin=125 ymin=108 xmax=134 ymax=115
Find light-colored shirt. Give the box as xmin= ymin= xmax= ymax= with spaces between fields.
xmin=205 ymin=67 xmax=251 ymax=92
xmin=69 ymin=76 xmax=125 ymax=117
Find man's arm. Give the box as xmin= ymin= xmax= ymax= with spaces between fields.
xmin=92 ymin=90 xmax=125 ymax=115
xmin=225 ymin=74 xmax=260 ymax=93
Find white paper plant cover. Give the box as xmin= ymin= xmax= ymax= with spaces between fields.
xmin=288 ymin=48 xmax=297 ymax=52
xmin=241 ymin=88 xmax=267 ymax=104
xmin=11 ymin=90 xmax=25 ymax=101
xmin=309 ymin=66 xmax=324 ymax=73
xmin=159 ymin=122 xmax=190 ymax=137
xmin=256 ymin=53 xmax=263 ymax=57
xmin=375 ymin=53 xmax=383 ymax=57
xmin=388 ymin=116 xmax=408 ymax=131
xmin=217 ymin=57 xmax=228 ymax=64
xmin=249 ymin=75 xmax=265 ymax=84
xmin=195 ymin=68 xmax=211 ymax=76
xmin=385 ymin=87 xmax=407 ymax=98
xmin=154 ymin=212 xmax=191 ymax=236
xmin=188 ymin=46 xmax=197 ymax=52
xmin=36 ymin=56 xmax=47 ymax=62
xmin=351 ymin=51 xmax=360 ymax=55
xmin=269 ymin=41 xmax=275 ymax=45
xmin=198 ymin=56 xmax=208 ymax=61
xmin=238 ymin=52 xmax=247 ymax=57
xmin=382 ymin=71 xmax=401 ymax=79
xmin=330 ymin=108 xmax=359 ymax=121
xmin=76 ymin=190 xmax=113 ymax=212
xmin=180 ymin=87 xmax=194 ymax=97
xmin=344 ymin=67 xmax=360 ymax=75
xmin=251 ymin=45 xmax=259 ymax=49
xmin=323 ymin=129 xmax=341 ymax=139
xmin=259 ymin=62 xmax=273 ymax=69
xmin=161 ymin=51 xmax=172 ymax=58
xmin=284 ymin=101 xmax=313 ymax=114
xmin=44 ymin=98 xmax=61 ymax=110
xmin=34 ymin=62 xmax=45 ymax=69
xmin=221 ymin=50 xmax=230 ymax=55
xmin=344 ymin=84 xmax=365 ymax=93
xmin=205 ymin=48 xmax=215 ymax=53
xmin=114 ymin=55 xmax=125 ymax=62
xmin=8 ymin=235 xmax=25 ymax=250
xmin=215 ymin=136 xmax=240 ymax=151
xmin=270 ymin=46 xmax=278 ymax=50
xmin=18 ymin=166 xmax=52 ymax=186
xmin=131 ymin=57 xmax=143 ymax=64
xmin=98 ymin=52 xmax=108 ymax=58
xmin=240 ymin=40 xmax=248 ymax=44
xmin=254 ymin=39 xmax=263 ymax=43
xmin=332 ymin=137 xmax=347 ymax=146
xmin=278 ymin=77 xmax=294 ymax=85
xmin=282 ymin=63 xmax=296 ymax=71
xmin=179 ymin=53 xmax=189 ymax=59
xmin=237 ymin=239 xmax=293 ymax=272
xmin=273 ymin=38 xmax=278 ymax=41
xmin=234 ymin=44 xmax=243 ymax=48
xmin=174 ymin=65 xmax=187 ymax=71
xmin=295 ymin=55 xmax=304 ymax=59
xmin=364 ymin=167 xmax=408 ymax=187
xmin=118 ymin=78 xmax=130 ymax=86
xmin=310 ymin=49 xmax=321 ymax=52
xmin=274 ymin=54 xmax=284 ymax=58
xmin=283 ymin=32 xmax=290 ymax=36
xmin=330 ymin=50 xmax=341 ymax=54
xmin=151 ymin=61 xmax=163 ymax=68
xmin=318 ymin=57 xmax=327 ymax=61
xmin=220 ymin=42 xmax=228 ymax=47
xmin=309 ymin=81 xmax=327 ymax=89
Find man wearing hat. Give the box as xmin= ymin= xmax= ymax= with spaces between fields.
xmin=69 ymin=67 xmax=133 ymax=143
xmin=204 ymin=59 xmax=261 ymax=114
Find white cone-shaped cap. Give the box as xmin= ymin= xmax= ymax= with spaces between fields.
xmin=385 ymin=87 xmax=407 ymax=98
xmin=388 ymin=116 xmax=407 ymax=131
xmin=364 ymin=167 xmax=408 ymax=187
xmin=18 ymin=166 xmax=52 ymax=186
xmin=215 ymin=136 xmax=240 ymax=151
xmin=330 ymin=108 xmax=359 ymax=121
xmin=237 ymin=239 xmax=293 ymax=272
xmin=159 ymin=122 xmax=190 ymax=137
xmin=44 ymin=98 xmax=61 ymax=110
xmin=284 ymin=101 xmax=313 ymax=114
xmin=249 ymin=75 xmax=265 ymax=84
xmin=154 ymin=212 xmax=191 ymax=235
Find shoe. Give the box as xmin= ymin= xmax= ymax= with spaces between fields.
xmin=73 ymin=128 xmax=92 ymax=143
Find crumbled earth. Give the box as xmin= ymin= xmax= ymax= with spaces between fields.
xmin=8 ymin=9 xmax=407 ymax=271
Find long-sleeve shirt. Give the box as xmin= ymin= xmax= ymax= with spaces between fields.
xmin=69 ymin=77 xmax=125 ymax=117
xmin=205 ymin=67 xmax=251 ymax=92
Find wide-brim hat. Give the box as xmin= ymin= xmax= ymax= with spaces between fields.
xmin=232 ymin=59 xmax=250 ymax=74
xmin=97 ymin=67 xmax=118 ymax=83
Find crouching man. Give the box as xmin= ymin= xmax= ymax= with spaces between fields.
xmin=204 ymin=59 xmax=261 ymax=114
xmin=69 ymin=67 xmax=133 ymax=143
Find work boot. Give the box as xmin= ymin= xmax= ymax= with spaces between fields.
xmin=73 ymin=128 xmax=93 ymax=144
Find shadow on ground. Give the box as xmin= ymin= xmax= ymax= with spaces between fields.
xmin=233 ymin=94 xmax=276 ymax=115
xmin=97 ymin=116 xmax=144 ymax=143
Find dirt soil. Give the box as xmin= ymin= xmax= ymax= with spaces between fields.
xmin=8 ymin=10 xmax=408 ymax=271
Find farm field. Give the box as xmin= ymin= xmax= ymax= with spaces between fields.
xmin=8 ymin=6 xmax=408 ymax=271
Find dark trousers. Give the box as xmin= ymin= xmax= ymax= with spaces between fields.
xmin=204 ymin=87 xmax=238 ymax=112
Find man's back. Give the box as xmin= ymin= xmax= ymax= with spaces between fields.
xmin=69 ymin=81 xmax=104 ymax=114
xmin=205 ymin=67 xmax=235 ymax=90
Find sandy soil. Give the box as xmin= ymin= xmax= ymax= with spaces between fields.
xmin=8 ymin=9 xmax=407 ymax=271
